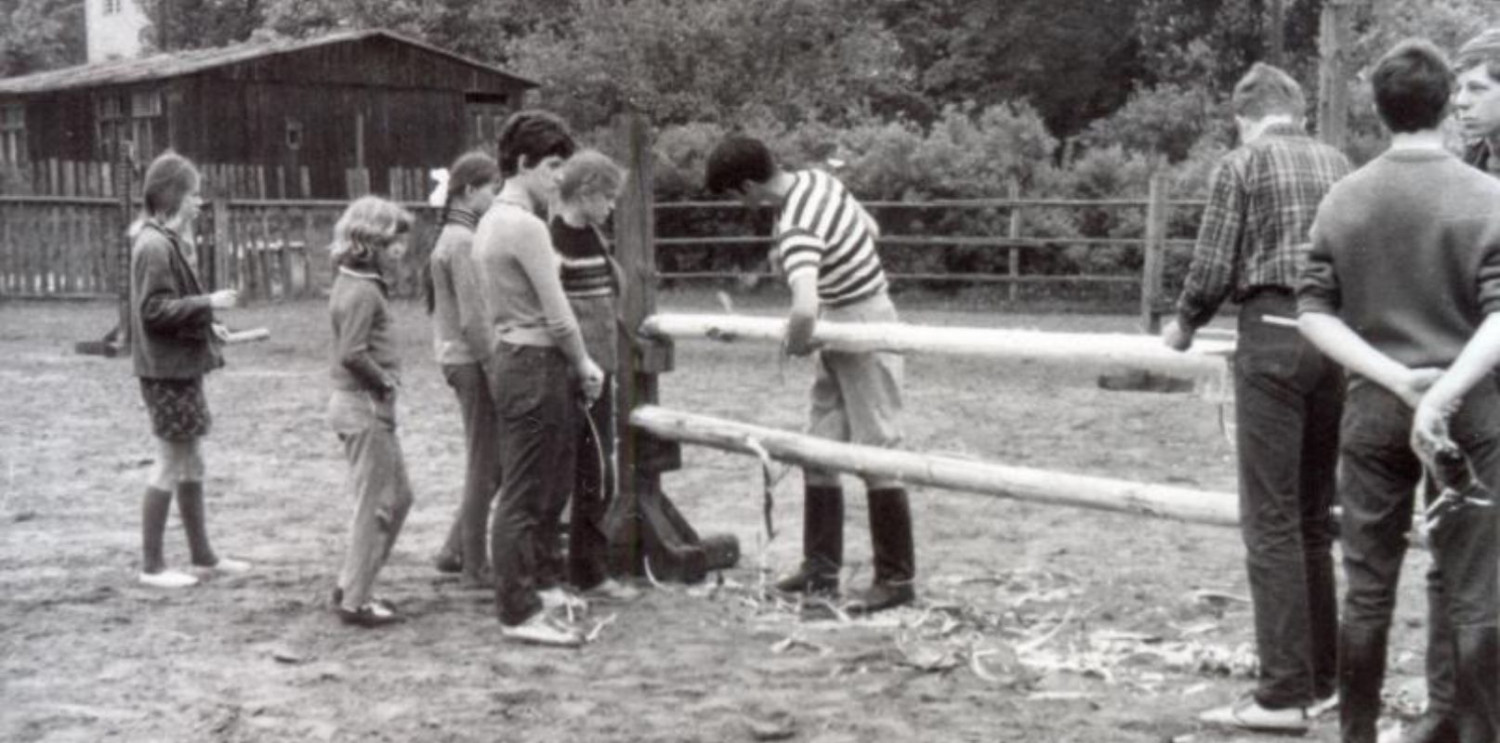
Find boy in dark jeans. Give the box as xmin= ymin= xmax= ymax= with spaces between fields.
xmin=1298 ymin=39 xmax=1500 ymax=743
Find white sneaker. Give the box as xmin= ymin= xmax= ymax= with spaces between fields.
xmin=500 ymin=612 xmax=583 ymax=647
xmin=194 ymin=557 xmax=253 ymax=577
xmin=1198 ymin=697 xmax=1310 ymax=733
xmin=539 ymin=587 xmax=588 ymax=612
xmin=138 ymin=569 xmax=199 ymax=589
xmin=584 ymin=578 xmax=642 ymax=602
xmin=1308 ymin=692 xmax=1338 ymax=719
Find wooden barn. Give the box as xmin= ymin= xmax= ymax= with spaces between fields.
xmin=0 ymin=29 xmax=537 ymax=198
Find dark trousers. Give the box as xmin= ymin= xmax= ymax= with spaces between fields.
xmin=489 ymin=343 xmax=578 ymax=626
xmin=1339 ymin=380 xmax=1500 ymax=735
xmin=1233 ymin=292 xmax=1344 ymax=708
xmin=439 ymin=362 xmax=502 ymax=576
xmin=567 ymin=376 xmax=613 ymax=590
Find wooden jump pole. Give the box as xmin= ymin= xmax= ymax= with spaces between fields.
xmin=640 ymin=313 xmax=1232 ymax=383
xmin=632 ymin=405 xmax=1240 ymax=528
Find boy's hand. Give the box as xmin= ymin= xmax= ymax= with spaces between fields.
xmin=1393 ymin=367 xmax=1444 ymax=408
xmin=783 ymin=316 xmax=821 ymax=357
xmin=1412 ymin=397 xmax=1456 ymax=458
xmin=1161 ymin=320 xmax=1194 ymax=352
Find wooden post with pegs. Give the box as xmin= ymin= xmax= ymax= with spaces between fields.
xmin=609 ymin=109 xmax=738 ymax=583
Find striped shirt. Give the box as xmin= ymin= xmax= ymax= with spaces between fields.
xmin=1176 ymin=123 xmax=1352 ymax=330
xmin=551 ymin=219 xmax=615 ymax=298
xmin=775 ymin=169 xmax=887 ymax=307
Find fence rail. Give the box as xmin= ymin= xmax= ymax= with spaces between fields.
xmin=2 ymin=182 xmax=1202 ymax=328
xmin=1 ymin=158 xmax=433 ymax=201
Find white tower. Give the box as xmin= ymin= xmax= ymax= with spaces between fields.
xmin=85 ymin=0 xmax=149 ymax=63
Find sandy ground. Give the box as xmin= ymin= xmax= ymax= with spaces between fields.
xmin=0 ymin=294 xmax=1439 ymax=742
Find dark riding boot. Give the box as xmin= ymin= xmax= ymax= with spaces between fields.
xmin=1453 ymin=625 xmax=1500 ymax=743
xmin=847 ymin=487 xmax=915 ymax=615
xmin=775 ymin=485 xmax=843 ymax=595
xmin=1340 ymin=624 xmax=1389 ymax=743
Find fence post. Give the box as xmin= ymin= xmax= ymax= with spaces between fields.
xmin=1140 ymin=173 xmax=1169 ymax=333
xmin=114 ymin=148 xmax=134 ymax=351
xmin=1007 ymin=180 xmax=1021 ymax=303
xmin=614 ymin=108 xmax=686 ymax=576
xmin=212 ymin=198 xmax=230 ymax=291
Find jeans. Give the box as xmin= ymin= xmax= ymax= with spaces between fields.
xmin=1234 ymin=291 xmax=1343 ymax=708
xmin=1338 ymin=378 xmax=1500 ymax=733
xmin=489 ymin=343 xmax=578 ymax=626
xmin=568 ymin=376 xmax=614 ymax=590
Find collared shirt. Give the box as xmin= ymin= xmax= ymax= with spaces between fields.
xmin=1176 ymin=123 xmax=1352 ymax=330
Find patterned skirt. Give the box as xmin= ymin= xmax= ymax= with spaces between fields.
xmin=139 ymin=377 xmax=212 ymax=441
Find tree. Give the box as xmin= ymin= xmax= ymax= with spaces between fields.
xmin=137 ymin=0 xmax=266 ymax=52
xmin=0 ymin=0 xmax=84 ymax=77
xmin=503 ymin=0 xmax=913 ymax=132
xmin=260 ymin=0 xmax=567 ymax=63
xmin=874 ymin=0 xmax=1146 ymax=138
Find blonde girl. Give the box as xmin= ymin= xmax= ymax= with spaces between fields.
xmin=326 ymin=196 xmax=415 ymax=627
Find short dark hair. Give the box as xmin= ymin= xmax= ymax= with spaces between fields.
xmin=1456 ymin=28 xmax=1500 ymax=82
xmin=1372 ymin=39 xmax=1452 ymax=134
xmin=141 ymin=150 xmax=200 ymax=219
xmin=496 ymin=110 xmax=576 ymax=177
xmin=1230 ymin=63 xmax=1306 ymax=119
xmin=705 ymin=136 xmax=775 ymax=195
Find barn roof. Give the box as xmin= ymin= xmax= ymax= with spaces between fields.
xmin=0 ymin=28 xmax=539 ymax=95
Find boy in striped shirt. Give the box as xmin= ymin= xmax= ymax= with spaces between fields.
xmin=706 ymin=136 xmax=915 ymax=614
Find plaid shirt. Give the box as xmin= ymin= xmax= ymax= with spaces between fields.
xmin=1176 ymin=123 xmax=1352 ymax=329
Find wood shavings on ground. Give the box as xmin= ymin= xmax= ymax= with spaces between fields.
xmin=677 ymin=566 xmax=1265 ymax=690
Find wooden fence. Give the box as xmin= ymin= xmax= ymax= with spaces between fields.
xmin=1 ymin=184 xmax=1202 ymax=328
xmin=1 ymin=158 xmax=431 ymax=201
xmin=0 ymin=196 xmax=123 ymax=299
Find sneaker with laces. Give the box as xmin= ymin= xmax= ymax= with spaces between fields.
xmin=194 ymin=557 xmax=253 ymax=577
xmin=539 ymin=587 xmax=588 ymax=612
xmin=1308 ymin=692 xmax=1338 ymax=720
xmin=500 ymin=612 xmax=583 ymax=647
xmin=1198 ymin=697 xmax=1310 ymax=733
xmin=138 ymin=569 xmax=199 ymax=589
xmin=582 ymin=578 xmax=641 ymax=602
xmin=338 ymin=601 xmax=403 ymax=628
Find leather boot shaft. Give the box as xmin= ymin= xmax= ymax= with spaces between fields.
xmin=867 ymin=487 xmax=914 ymax=584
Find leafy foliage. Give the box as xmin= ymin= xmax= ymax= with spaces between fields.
xmin=0 ymin=0 xmax=83 ymax=76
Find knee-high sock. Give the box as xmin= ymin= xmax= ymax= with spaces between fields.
xmin=177 ymin=481 xmax=218 ymax=566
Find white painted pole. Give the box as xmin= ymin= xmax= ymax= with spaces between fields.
xmin=632 ymin=405 xmax=1240 ymax=528
xmin=641 ymin=313 xmax=1231 ymax=381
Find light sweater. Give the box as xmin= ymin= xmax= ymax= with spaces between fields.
xmin=471 ymin=200 xmax=587 ymax=363
xmin=428 ymin=209 xmax=490 ymax=365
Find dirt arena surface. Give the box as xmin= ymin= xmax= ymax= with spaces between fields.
xmin=1 ymin=294 xmax=1438 ymax=742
